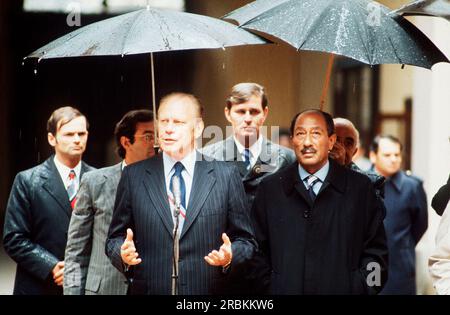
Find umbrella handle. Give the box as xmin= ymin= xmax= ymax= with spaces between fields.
xmin=151 ymin=52 xmax=160 ymax=150
xmin=319 ymin=54 xmax=335 ymax=111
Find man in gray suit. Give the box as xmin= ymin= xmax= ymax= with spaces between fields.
xmin=106 ymin=93 xmax=256 ymax=295
xmin=63 ymin=110 xmax=155 ymax=295
xmin=202 ymin=82 xmax=296 ymax=206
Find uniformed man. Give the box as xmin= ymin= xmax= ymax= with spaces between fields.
xmin=370 ymin=135 xmax=428 ymax=295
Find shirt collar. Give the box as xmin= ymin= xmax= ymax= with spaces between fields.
xmin=121 ymin=160 xmax=127 ymax=170
xmin=53 ymin=155 xmax=81 ymax=180
xmin=233 ymin=135 xmax=263 ymax=160
xmin=298 ymin=160 xmax=330 ymax=183
xmin=163 ymin=149 xmax=197 ymax=178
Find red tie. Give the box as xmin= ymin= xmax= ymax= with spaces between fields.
xmin=67 ymin=170 xmax=77 ymax=209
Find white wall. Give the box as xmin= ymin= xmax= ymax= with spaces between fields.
xmin=411 ymin=16 xmax=450 ymax=294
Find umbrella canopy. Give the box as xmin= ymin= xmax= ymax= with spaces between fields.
xmin=224 ymin=0 xmax=449 ymax=69
xmin=26 ymin=7 xmax=267 ymax=148
xmin=391 ymin=0 xmax=450 ymax=20
xmin=27 ymin=7 xmax=267 ymax=59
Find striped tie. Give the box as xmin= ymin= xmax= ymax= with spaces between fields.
xmin=67 ymin=170 xmax=77 ymax=209
xmin=243 ymin=149 xmax=251 ymax=170
xmin=305 ymin=174 xmax=320 ymax=201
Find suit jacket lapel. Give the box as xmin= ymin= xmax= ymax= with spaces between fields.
xmin=180 ymin=160 xmax=216 ymax=239
xmin=282 ymin=162 xmax=314 ymax=208
xmin=103 ymin=162 xmax=122 ymax=188
xmin=80 ymin=162 xmax=91 ymax=178
xmin=224 ymin=137 xmax=248 ymax=177
xmin=142 ymin=156 xmax=174 ymax=236
xmin=243 ymin=138 xmax=277 ymax=182
xmin=41 ymin=157 xmax=72 ymax=218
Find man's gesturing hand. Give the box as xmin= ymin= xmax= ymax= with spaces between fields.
xmin=120 ymin=228 xmax=142 ymax=266
xmin=204 ymin=233 xmax=232 ymax=267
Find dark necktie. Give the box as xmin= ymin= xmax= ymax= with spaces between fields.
xmin=67 ymin=170 xmax=77 ymax=209
xmin=243 ymin=149 xmax=251 ymax=170
xmin=305 ymin=174 xmax=320 ymax=201
xmin=170 ymin=162 xmax=186 ymax=209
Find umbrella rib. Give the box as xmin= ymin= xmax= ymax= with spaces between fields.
xmin=386 ymin=33 xmax=402 ymax=65
xmin=354 ymin=1 xmax=375 ymax=65
xmin=121 ymin=10 xmax=145 ymax=55
xmin=296 ymin=2 xmax=332 ymax=49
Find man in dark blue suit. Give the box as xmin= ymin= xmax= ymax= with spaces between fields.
xmin=3 ymin=106 xmax=94 ymax=295
xmin=370 ymin=135 xmax=428 ymax=295
xmin=106 ymin=93 xmax=256 ymax=295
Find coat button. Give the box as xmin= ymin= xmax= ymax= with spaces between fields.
xmin=303 ymin=210 xmax=310 ymax=218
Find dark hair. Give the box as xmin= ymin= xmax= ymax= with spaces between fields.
xmin=226 ymin=82 xmax=268 ymax=109
xmin=114 ymin=109 xmax=154 ymax=158
xmin=370 ymin=135 xmax=403 ymax=154
xmin=47 ymin=106 xmax=88 ymax=136
xmin=159 ymin=92 xmax=204 ymax=118
xmin=290 ymin=109 xmax=335 ymax=136
xmin=279 ymin=127 xmax=291 ymax=137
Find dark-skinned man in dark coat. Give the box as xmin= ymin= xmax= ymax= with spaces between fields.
xmin=252 ymin=109 xmax=388 ymax=294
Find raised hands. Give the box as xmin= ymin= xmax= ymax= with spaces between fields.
xmin=120 ymin=228 xmax=142 ymax=266
xmin=204 ymin=233 xmax=232 ymax=267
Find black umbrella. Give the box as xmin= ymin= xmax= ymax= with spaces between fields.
xmin=224 ymin=0 xmax=449 ymax=108
xmin=25 ymin=6 xmax=268 ymax=147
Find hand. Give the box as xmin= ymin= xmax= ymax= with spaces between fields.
xmin=204 ymin=233 xmax=232 ymax=267
xmin=52 ymin=261 xmax=64 ymax=286
xmin=120 ymin=228 xmax=142 ymax=266
xmin=330 ymin=141 xmax=346 ymax=166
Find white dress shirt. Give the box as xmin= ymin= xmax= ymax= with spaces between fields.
xmin=163 ymin=150 xmax=197 ymax=211
xmin=53 ymin=156 xmax=81 ymax=191
xmin=298 ymin=161 xmax=330 ymax=196
xmin=233 ymin=135 xmax=263 ymax=168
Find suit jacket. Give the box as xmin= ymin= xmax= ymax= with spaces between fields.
xmin=380 ymin=171 xmax=428 ymax=295
xmin=202 ymin=137 xmax=296 ymax=206
xmin=64 ymin=163 xmax=128 ymax=295
xmin=106 ymin=153 xmax=256 ymax=295
xmin=3 ymin=156 xmax=94 ymax=295
xmin=252 ymin=159 xmax=388 ymax=295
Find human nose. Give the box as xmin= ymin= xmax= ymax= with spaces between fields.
xmin=303 ymin=133 xmax=312 ymax=146
xmin=243 ymin=111 xmax=252 ymax=123
xmin=165 ymin=122 xmax=175 ymax=135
